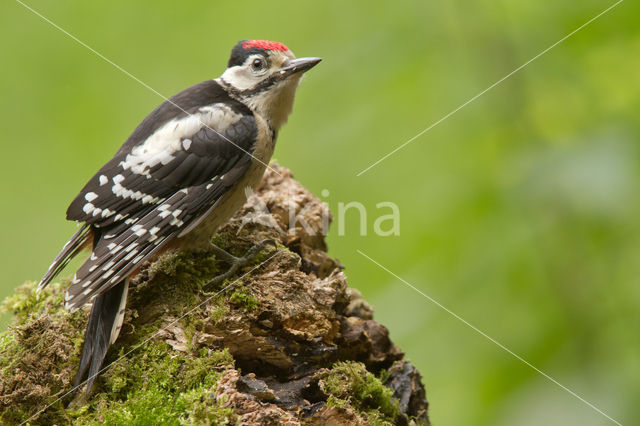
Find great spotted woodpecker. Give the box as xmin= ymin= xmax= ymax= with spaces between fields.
xmin=37 ymin=40 xmax=321 ymax=393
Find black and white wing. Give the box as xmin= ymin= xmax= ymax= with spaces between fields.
xmin=38 ymin=80 xmax=258 ymax=310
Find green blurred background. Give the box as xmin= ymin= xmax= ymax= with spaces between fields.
xmin=1 ymin=0 xmax=638 ymax=424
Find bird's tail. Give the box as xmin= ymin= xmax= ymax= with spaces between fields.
xmin=74 ymin=279 xmax=129 ymax=394
xmin=38 ymin=224 xmax=93 ymax=293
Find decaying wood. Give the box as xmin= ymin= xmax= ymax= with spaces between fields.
xmin=0 ymin=164 xmax=429 ymax=425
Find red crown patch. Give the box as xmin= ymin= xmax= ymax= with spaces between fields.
xmin=242 ymin=40 xmax=289 ymax=52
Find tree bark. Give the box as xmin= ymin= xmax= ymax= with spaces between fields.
xmin=0 ymin=164 xmax=429 ymax=425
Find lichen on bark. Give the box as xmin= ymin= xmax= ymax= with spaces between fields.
xmin=0 ymin=164 xmax=429 ymax=425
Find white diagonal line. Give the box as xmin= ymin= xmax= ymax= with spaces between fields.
xmin=20 ymin=249 xmax=281 ymax=425
xmin=357 ymin=249 xmax=622 ymax=425
xmin=356 ymin=0 xmax=624 ymax=176
xmin=14 ymin=0 xmax=281 ymax=177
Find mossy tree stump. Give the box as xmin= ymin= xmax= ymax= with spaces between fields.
xmin=0 ymin=165 xmax=429 ymax=425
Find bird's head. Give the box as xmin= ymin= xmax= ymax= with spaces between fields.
xmin=218 ymin=40 xmax=321 ymax=130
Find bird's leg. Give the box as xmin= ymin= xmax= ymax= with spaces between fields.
xmin=204 ymin=238 xmax=277 ymax=290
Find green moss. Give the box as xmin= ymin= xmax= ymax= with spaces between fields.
xmin=0 ymin=251 xmax=239 ymax=424
xmin=70 ymin=343 xmax=235 ymax=425
xmin=228 ymin=284 xmax=259 ymax=311
xmin=133 ymin=250 xmax=220 ymax=310
xmin=1 ymin=226 xmax=411 ymax=424
xmin=73 ymin=384 xmax=234 ymax=426
xmin=274 ymin=241 xmax=289 ymax=252
xmin=0 ymin=280 xmax=71 ymax=324
xmin=0 ymin=281 xmax=86 ymax=425
xmin=250 ymin=241 xmax=285 ymax=264
xmin=209 ymin=233 xmax=231 ymax=249
xmin=318 ymin=361 xmax=401 ymax=425
xmin=209 ymin=233 xmax=246 ymax=259
xmin=176 ymin=389 xmax=233 ymax=425
xmin=207 ymin=303 xmax=229 ymax=324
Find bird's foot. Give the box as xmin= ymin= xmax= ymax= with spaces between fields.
xmin=203 ymin=239 xmax=277 ymax=291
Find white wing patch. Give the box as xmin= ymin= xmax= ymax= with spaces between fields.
xmin=119 ymin=104 xmax=241 ymax=177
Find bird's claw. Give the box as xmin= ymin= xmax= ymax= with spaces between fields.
xmin=203 ymin=238 xmax=278 ymax=291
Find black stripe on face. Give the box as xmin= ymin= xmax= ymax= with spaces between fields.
xmin=239 ymin=73 xmax=283 ymax=97
xmin=220 ymin=70 xmax=285 ymax=99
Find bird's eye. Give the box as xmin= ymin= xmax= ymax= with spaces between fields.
xmin=251 ymin=58 xmax=266 ymax=71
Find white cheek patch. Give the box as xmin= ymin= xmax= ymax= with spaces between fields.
xmin=220 ymin=66 xmax=259 ymax=91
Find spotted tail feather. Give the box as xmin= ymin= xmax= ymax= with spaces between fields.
xmin=38 ymin=224 xmax=92 ymax=293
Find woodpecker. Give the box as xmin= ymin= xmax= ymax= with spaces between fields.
xmin=37 ymin=40 xmax=321 ymax=393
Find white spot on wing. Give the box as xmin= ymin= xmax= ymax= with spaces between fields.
xmin=131 ymin=224 xmax=147 ymax=236
xmin=85 ymin=192 xmax=98 ymax=202
xmin=83 ymin=203 xmax=95 ymax=214
xmin=112 ymin=180 xmax=158 ymax=204
xmin=182 ymin=139 xmax=192 ymax=150
xmin=99 ymin=175 xmax=108 ymax=186
xmin=101 ymin=208 xmax=115 ymax=218
xmin=124 ymin=250 xmax=138 ymax=261
xmin=207 ymin=176 xmax=218 ymax=189
xmin=119 ymin=108 xmax=234 ymax=178
xmin=170 ymin=217 xmax=184 ymax=227
xmin=125 ymin=242 xmax=138 ymax=252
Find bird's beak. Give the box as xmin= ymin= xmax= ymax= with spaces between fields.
xmin=280 ymin=57 xmax=322 ymax=77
